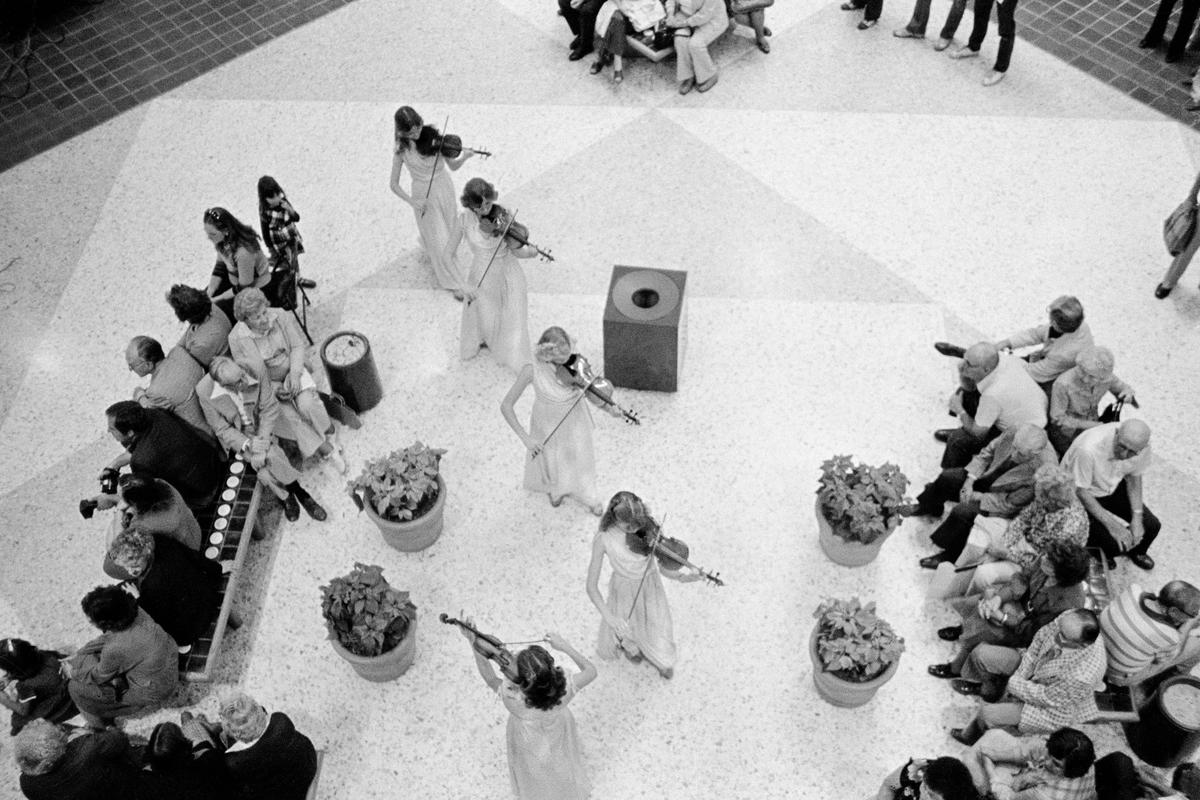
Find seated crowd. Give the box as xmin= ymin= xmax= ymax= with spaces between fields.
xmin=876 ymin=296 xmax=1200 ymax=799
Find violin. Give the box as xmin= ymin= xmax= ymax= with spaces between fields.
xmin=555 ymin=354 xmax=640 ymax=425
xmin=481 ymin=203 xmax=555 ymax=262
xmin=440 ymin=613 xmax=520 ymax=681
xmin=626 ymin=520 xmax=725 ymax=587
xmin=416 ymin=126 xmax=492 ymax=159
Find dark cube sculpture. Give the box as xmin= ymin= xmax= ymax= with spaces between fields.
xmin=602 ymin=266 xmax=687 ymax=392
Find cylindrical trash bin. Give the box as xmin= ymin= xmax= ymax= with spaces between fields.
xmin=321 ymin=331 xmax=383 ymax=414
xmin=1127 ymin=675 xmax=1200 ymax=767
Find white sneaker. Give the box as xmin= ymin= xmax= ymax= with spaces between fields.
xmin=949 ymin=45 xmax=979 ymax=58
xmin=982 ymin=70 xmax=1006 ymax=86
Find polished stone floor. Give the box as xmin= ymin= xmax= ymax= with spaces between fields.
xmin=1 ymin=0 xmax=1200 ymax=797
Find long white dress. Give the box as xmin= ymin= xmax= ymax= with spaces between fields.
xmin=523 ymin=361 xmax=598 ymax=504
xmin=458 ymin=211 xmax=531 ymax=372
xmin=402 ymin=149 xmax=463 ymax=290
xmin=595 ymin=527 xmax=677 ymax=671
xmin=498 ymin=675 xmax=589 ymax=800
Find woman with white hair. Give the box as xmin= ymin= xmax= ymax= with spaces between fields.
xmin=1048 ymin=346 xmax=1136 ymax=456
xmin=216 ymin=692 xmax=318 ymax=800
xmin=227 ymin=288 xmax=345 ymax=475
xmin=15 ymin=719 xmax=143 ymax=800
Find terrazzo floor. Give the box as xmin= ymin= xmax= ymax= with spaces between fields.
xmin=2 ymin=0 xmax=1200 ymax=797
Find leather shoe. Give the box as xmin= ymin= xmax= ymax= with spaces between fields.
xmin=284 ymin=493 xmax=300 ymax=522
xmin=933 ymin=428 xmax=956 ymax=443
xmin=857 ymin=19 xmax=877 ymax=29
xmin=568 ymin=48 xmax=589 ymax=61
xmin=933 ymin=37 xmax=952 ymax=51
xmin=928 ymin=663 xmax=957 ymax=678
xmin=938 ymin=625 xmax=963 ymax=641
xmin=1167 ymin=49 xmax=1183 ymax=63
xmin=934 ymin=341 xmax=965 ymax=358
xmin=951 ymin=679 xmax=982 ymax=696
xmin=1155 ymin=283 xmax=1173 ymax=298
xmin=919 ymin=554 xmax=948 ymax=570
xmin=299 ymin=495 xmax=327 ymax=521
xmin=949 ymin=45 xmax=979 ymax=59
xmin=949 ymin=728 xmax=974 ymax=746
xmin=1129 ymin=553 xmax=1156 ymax=571
xmin=678 ymin=78 xmax=695 ymax=95
xmin=1140 ymin=35 xmax=1162 ymax=48
xmin=899 ymin=503 xmax=932 ymax=518
xmin=696 ymin=74 xmax=719 ymax=93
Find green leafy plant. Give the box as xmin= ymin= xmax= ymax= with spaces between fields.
xmin=320 ymin=563 xmax=416 ymax=658
xmin=813 ymin=597 xmax=905 ymax=682
xmin=348 ymin=442 xmax=445 ymax=522
xmin=817 ymin=455 xmax=909 ymax=545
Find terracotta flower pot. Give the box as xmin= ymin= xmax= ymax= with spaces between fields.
xmin=815 ymin=497 xmax=893 ymax=567
xmin=329 ymin=615 xmax=418 ymax=682
xmin=809 ymin=623 xmax=899 ymax=707
xmin=364 ymin=476 xmax=446 ymax=552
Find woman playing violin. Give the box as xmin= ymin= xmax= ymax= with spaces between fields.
xmin=388 ymin=106 xmax=477 ymax=297
xmin=586 ymin=491 xmax=705 ymax=680
xmin=457 ymin=622 xmax=595 ymax=800
xmin=444 ymin=178 xmax=533 ymax=372
xmin=501 ymin=327 xmax=624 ymax=514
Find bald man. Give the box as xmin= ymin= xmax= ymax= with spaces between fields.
xmin=1061 ymin=419 xmax=1160 ymax=570
xmin=904 ymin=424 xmax=1059 ymax=568
xmin=936 ymin=342 xmax=1048 ymax=470
xmin=126 ymin=335 xmax=215 ymax=444
xmin=1101 ymin=580 xmax=1200 ymax=686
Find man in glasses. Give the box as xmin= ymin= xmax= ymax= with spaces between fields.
xmin=1048 ymin=346 xmax=1137 ymax=456
xmin=1061 ymin=419 xmax=1159 ymax=570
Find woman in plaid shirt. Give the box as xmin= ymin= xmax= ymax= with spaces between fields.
xmin=258 ymin=176 xmax=303 ymax=311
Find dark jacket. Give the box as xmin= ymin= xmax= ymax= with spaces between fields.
xmin=134 ymin=535 xmax=222 ymax=647
xmin=223 ymin=711 xmax=318 ymax=800
xmin=129 ymin=408 xmax=223 ymax=509
xmin=138 ymin=747 xmax=232 ymax=800
xmin=20 ymin=729 xmax=142 ymax=800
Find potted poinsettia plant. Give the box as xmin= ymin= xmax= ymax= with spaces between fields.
xmin=816 ymin=455 xmax=909 ymax=566
xmin=810 ymin=596 xmax=905 ymax=707
xmin=348 ymin=441 xmax=446 ymax=551
xmin=321 ymin=563 xmax=417 ymax=681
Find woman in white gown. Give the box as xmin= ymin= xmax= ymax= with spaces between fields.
xmin=586 ymin=491 xmax=704 ymax=679
xmin=458 ymin=625 xmax=595 ymax=800
xmin=501 ymin=327 xmax=623 ymax=514
xmin=388 ymin=106 xmax=476 ymax=296
xmin=445 ymin=178 xmax=533 ymax=372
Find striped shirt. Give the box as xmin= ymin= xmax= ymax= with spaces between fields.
xmin=1100 ymin=584 xmax=1180 ymax=681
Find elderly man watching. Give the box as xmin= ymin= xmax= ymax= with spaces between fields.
xmin=1048 ymin=346 xmax=1137 ymax=456
xmin=1061 ymin=419 xmax=1159 ymax=571
xmin=197 ymin=692 xmax=318 ymax=800
xmin=15 ymin=720 xmax=143 ymax=800
xmin=935 ymin=342 xmax=1047 ymax=470
xmin=125 ymin=335 xmax=215 ymax=443
xmin=949 ymin=609 xmax=1107 ymax=745
xmin=1101 ymin=580 xmax=1200 ymax=687
xmin=904 ymin=424 xmax=1057 ymax=569
xmin=198 ymin=356 xmax=327 ymax=522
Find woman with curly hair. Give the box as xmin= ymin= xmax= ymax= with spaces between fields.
xmin=875 ymin=756 xmax=981 ymax=800
xmin=109 ymin=474 xmax=203 ymax=552
xmin=586 ymin=491 xmax=705 ymax=680
xmin=166 ymin=284 xmax=231 ymax=369
xmin=457 ymin=624 xmax=595 ymax=800
xmin=0 ymin=639 xmax=76 ymax=735
xmin=202 ymin=207 xmax=271 ymax=321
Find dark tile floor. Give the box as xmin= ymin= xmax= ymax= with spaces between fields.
xmin=0 ymin=0 xmax=356 ymax=173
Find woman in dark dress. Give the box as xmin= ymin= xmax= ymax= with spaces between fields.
xmin=0 ymin=639 xmax=77 ymax=735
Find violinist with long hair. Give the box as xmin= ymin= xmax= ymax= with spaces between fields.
xmin=586 ymin=491 xmax=705 ymax=680
xmin=500 ymin=326 xmax=625 ymax=515
xmin=445 ymin=178 xmax=533 ymax=372
xmin=388 ymin=105 xmax=477 ymax=297
xmin=456 ymin=622 xmax=595 ymax=800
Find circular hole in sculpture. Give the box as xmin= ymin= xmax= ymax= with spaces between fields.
xmin=631 ymin=289 xmax=660 ymax=309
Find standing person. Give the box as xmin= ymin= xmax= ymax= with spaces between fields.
xmin=389 ymin=106 xmax=477 ymax=297
xmin=0 ymin=639 xmax=76 ymax=735
xmin=1156 ymin=170 xmax=1200 ymax=298
xmin=457 ymin=624 xmax=595 ymax=800
xmin=257 ymin=175 xmax=304 ymax=312
xmin=446 ymin=178 xmax=533 ymax=372
xmin=947 ymin=0 xmax=1019 ymax=86
xmin=892 ymin=0 xmax=967 ymax=47
xmin=1140 ymin=0 xmax=1200 ymax=62
xmin=586 ymin=492 xmax=706 ymax=680
xmin=560 ymin=0 xmax=605 ymax=60
xmin=667 ymin=0 xmax=730 ymax=93
xmin=841 ymin=0 xmax=883 ymax=30
xmin=203 ymin=207 xmax=271 ymax=322
xmin=500 ymin=327 xmax=625 ymax=514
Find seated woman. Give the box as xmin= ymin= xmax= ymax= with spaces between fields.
xmin=203 ymin=207 xmax=272 ymax=323
xmin=109 ymin=474 xmax=203 ymax=552
xmin=140 ymin=721 xmax=230 ymax=799
xmin=667 ymin=0 xmax=729 ymax=94
xmin=0 ymin=639 xmax=77 ymax=735
xmin=727 ymin=0 xmax=772 ymax=52
xmin=591 ymin=0 xmax=636 ymax=83
xmin=228 ymin=288 xmax=345 ymax=474
xmin=209 ymin=692 xmax=318 ymax=800
xmin=65 ymin=585 xmax=178 ymax=727
xmin=15 ymin=720 xmax=144 ymax=800
xmin=875 ymin=756 xmax=982 ymax=800
xmin=105 ymin=529 xmax=223 ymax=657
xmin=167 ymin=284 xmax=231 ymax=370
xmin=962 ymin=727 xmax=1095 ymax=800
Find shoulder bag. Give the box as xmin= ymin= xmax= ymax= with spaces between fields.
xmin=1163 ymin=198 xmax=1198 ymax=256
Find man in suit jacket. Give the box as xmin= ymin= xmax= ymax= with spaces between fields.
xmin=903 ymin=424 xmax=1058 ymax=568
xmin=212 ymin=693 xmax=318 ymax=800
xmin=16 ymin=720 xmax=143 ymax=800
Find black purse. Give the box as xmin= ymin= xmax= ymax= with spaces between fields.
xmin=1098 ymin=398 xmax=1124 ymax=424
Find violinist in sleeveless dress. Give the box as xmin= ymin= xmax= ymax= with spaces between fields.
xmin=498 ymin=676 xmax=590 ymax=800
xmin=403 ymin=149 xmax=462 ymax=290
xmin=452 ymin=208 xmax=532 ymax=372
xmin=524 ymin=360 xmax=598 ymax=504
xmin=594 ymin=526 xmax=677 ymax=671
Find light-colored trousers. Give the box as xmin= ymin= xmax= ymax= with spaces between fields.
xmin=674 ymin=13 xmax=727 ymax=83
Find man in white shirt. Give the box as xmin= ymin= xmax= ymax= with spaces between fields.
xmin=1060 ymin=420 xmax=1159 ymax=570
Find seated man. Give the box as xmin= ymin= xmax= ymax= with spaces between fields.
xmin=201 ymin=692 xmax=318 ymax=800
xmin=15 ymin=719 xmax=143 ymax=800
xmin=928 ymin=542 xmax=1090 ymax=681
xmin=935 ymin=343 xmax=1047 ymax=470
xmin=949 ymin=609 xmax=1107 ymax=744
xmin=1101 ymin=580 xmax=1200 ymax=687
xmin=198 ymin=356 xmax=327 ymax=521
xmin=903 ymin=424 xmax=1057 ymax=568
xmin=962 ymin=727 xmax=1096 ymax=800
xmin=125 ymin=335 xmax=216 ymax=444
xmin=1061 ymin=419 xmax=1160 ymax=571
xmin=100 ymin=400 xmax=223 ymax=510
xmin=936 ymin=296 xmax=1093 ymax=390
xmin=1048 ymin=346 xmax=1136 ymax=456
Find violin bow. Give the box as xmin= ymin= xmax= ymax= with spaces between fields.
xmin=625 ymin=514 xmax=667 ymax=622
xmin=532 ymin=371 xmax=597 ymax=459
xmin=468 ymin=208 xmax=518 ymax=305
xmin=421 ymin=114 xmax=450 ymax=213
